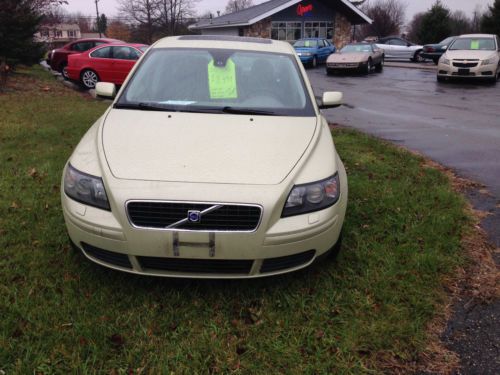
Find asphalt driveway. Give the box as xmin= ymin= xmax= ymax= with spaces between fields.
xmin=308 ymin=65 xmax=500 ymax=374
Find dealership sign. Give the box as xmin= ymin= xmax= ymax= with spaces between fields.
xmin=296 ymin=3 xmax=313 ymax=16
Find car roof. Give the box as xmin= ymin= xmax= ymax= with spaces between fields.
xmin=87 ymin=43 xmax=148 ymax=52
xmin=153 ymin=35 xmax=295 ymax=55
xmin=457 ymin=34 xmax=496 ymax=39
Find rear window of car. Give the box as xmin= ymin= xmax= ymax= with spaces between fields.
xmin=449 ymin=38 xmax=496 ymax=51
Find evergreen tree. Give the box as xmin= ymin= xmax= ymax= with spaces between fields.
xmin=97 ymin=14 xmax=108 ymax=35
xmin=417 ymin=1 xmax=452 ymax=44
xmin=0 ymin=0 xmax=44 ymax=67
xmin=480 ymin=0 xmax=500 ymax=36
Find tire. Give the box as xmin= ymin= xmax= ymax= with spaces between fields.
xmin=365 ymin=59 xmax=372 ymax=74
xmin=311 ymin=56 xmax=317 ymax=68
xmin=437 ymin=75 xmax=446 ymax=83
xmin=433 ymin=58 xmax=440 ymax=65
xmin=412 ymin=50 xmax=424 ymax=63
xmin=375 ymin=57 xmax=384 ymax=72
xmin=80 ymin=69 xmax=99 ymax=89
xmin=60 ymin=63 xmax=69 ymax=80
xmin=326 ymin=68 xmax=333 ymax=75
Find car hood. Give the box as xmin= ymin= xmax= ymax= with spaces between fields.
xmin=444 ymin=50 xmax=497 ymax=60
xmin=102 ymin=109 xmax=317 ymax=185
xmin=327 ymin=52 xmax=368 ymax=63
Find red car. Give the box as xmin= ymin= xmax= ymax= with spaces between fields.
xmin=47 ymin=38 xmax=123 ymax=79
xmin=67 ymin=43 xmax=148 ymax=89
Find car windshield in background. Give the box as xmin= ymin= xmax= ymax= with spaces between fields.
xmin=341 ymin=44 xmax=372 ymax=53
xmin=116 ymin=48 xmax=314 ymax=117
xmin=449 ymin=38 xmax=495 ymax=51
xmin=139 ymin=46 xmax=149 ymax=52
xmin=294 ymin=40 xmax=318 ymax=48
xmin=440 ymin=37 xmax=455 ymax=45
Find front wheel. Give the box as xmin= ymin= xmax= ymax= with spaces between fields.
xmin=375 ymin=58 xmax=384 ymax=72
xmin=412 ymin=50 xmax=424 ymax=63
xmin=364 ymin=59 xmax=372 ymax=74
xmin=80 ymin=69 xmax=99 ymax=89
xmin=437 ymin=75 xmax=446 ymax=83
xmin=311 ymin=56 xmax=317 ymax=68
xmin=60 ymin=63 xmax=69 ymax=80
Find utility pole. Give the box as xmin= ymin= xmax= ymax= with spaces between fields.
xmin=95 ymin=0 xmax=101 ymax=38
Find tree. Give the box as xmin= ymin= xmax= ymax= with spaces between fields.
xmin=407 ymin=12 xmax=425 ymax=43
xmin=359 ymin=0 xmax=406 ymax=38
xmin=96 ymin=13 xmax=108 ymax=35
xmin=480 ymin=0 xmax=500 ymax=36
xmin=225 ymin=0 xmax=254 ymax=14
xmin=449 ymin=11 xmax=473 ymax=36
xmin=107 ymin=20 xmax=132 ymax=41
xmin=118 ymin=0 xmax=159 ymax=43
xmin=158 ymin=0 xmax=198 ymax=36
xmin=416 ymin=1 xmax=451 ymax=44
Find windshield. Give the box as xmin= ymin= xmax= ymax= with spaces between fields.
xmin=439 ymin=37 xmax=455 ymax=45
xmin=294 ymin=40 xmax=318 ymax=48
xmin=449 ymin=38 xmax=496 ymax=51
xmin=341 ymin=44 xmax=372 ymax=53
xmin=116 ymin=48 xmax=314 ymax=116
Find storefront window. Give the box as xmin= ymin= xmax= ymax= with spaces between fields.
xmin=271 ymin=22 xmax=301 ymax=42
xmin=304 ymin=22 xmax=334 ymax=39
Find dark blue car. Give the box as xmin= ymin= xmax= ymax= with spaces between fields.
xmin=293 ymin=38 xmax=336 ymax=68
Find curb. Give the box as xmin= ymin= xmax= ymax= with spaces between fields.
xmin=385 ymin=61 xmax=437 ymax=71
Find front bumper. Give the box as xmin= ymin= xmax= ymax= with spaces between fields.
xmin=62 ymin=167 xmax=348 ymax=278
xmin=326 ymin=62 xmax=362 ymax=70
xmin=437 ymin=61 xmax=498 ymax=79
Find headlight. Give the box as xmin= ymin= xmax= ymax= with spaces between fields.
xmin=481 ymin=58 xmax=493 ymax=66
xmin=440 ymin=57 xmax=450 ymax=65
xmin=64 ymin=163 xmax=110 ymax=210
xmin=282 ymin=174 xmax=340 ymax=217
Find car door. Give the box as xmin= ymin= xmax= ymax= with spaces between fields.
xmin=387 ymin=38 xmax=409 ymax=59
xmin=88 ymin=46 xmax=114 ymax=81
xmin=110 ymin=46 xmax=141 ymax=84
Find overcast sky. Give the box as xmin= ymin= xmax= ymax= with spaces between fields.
xmin=63 ymin=0 xmax=493 ymax=22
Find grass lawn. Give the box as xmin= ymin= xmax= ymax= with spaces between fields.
xmin=0 ymin=66 xmax=469 ymax=373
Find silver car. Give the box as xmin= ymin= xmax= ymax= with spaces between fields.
xmin=375 ymin=36 xmax=423 ymax=62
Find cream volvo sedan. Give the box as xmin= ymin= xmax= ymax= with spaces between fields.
xmin=62 ymin=35 xmax=348 ymax=278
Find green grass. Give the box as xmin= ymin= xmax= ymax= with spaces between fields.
xmin=0 ymin=66 xmax=469 ymax=373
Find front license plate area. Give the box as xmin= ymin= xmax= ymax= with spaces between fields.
xmin=172 ymin=232 xmax=216 ymax=257
xmin=458 ymin=68 xmax=470 ymax=75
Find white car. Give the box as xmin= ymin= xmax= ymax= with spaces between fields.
xmin=437 ymin=34 xmax=500 ymax=83
xmin=375 ymin=36 xmax=423 ymax=62
xmin=61 ymin=35 xmax=348 ymax=278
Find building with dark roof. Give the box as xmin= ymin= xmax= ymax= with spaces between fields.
xmin=189 ymin=0 xmax=372 ymax=48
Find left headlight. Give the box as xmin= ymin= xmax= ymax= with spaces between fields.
xmin=282 ymin=174 xmax=340 ymax=217
xmin=481 ymin=58 xmax=493 ymax=66
xmin=64 ymin=163 xmax=110 ymax=210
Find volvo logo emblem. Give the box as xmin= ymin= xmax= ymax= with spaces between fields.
xmin=187 ymin=210 xmax=201 ymax=223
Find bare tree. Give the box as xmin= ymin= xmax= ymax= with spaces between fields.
xmin=158 ymin=0 xmax=198 ymax=35
xmin=449 ymin=10 xmax=473 ymax=36
xmin=406 ymin=12 xmax=424 ymax=43
xmin=118 ymin=0 xmax=159 ymax=43
xmin=225 ymin=0 xmax=254 ymax=14
xmin=360 ymin=0 xmax=407 ymax=38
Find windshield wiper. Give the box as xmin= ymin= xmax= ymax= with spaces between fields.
xmin=113 ymin=102 xmax=176 ymax=112
xmin=221 ymin=107 xmax=276 ymax=116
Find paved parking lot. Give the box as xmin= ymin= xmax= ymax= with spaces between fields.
xmin=308 ymin=66 xmax=500 ymax=247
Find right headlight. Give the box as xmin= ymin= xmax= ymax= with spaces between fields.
xmin=64 ymin=163 xmax=110 ymax=210
xmin=282 ymin=174 xmax=340 ymax=217
xmin=440 ymin=57 xmax=450 ymax=65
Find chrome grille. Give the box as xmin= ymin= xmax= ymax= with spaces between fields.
xmin=452 ymin=61 xmax=478 ymax=68
xmin=127 ymin=201 xmax=262 ymax=232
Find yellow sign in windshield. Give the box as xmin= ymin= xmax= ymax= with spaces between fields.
xmin=207 ymin=59 xmax=237 ymax=99
xmin=471 ymin=40 xmax=480 ymax=50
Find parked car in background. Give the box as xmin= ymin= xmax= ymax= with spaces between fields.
xmin=61 ymin=35 xmax=348 ymax=278
xmin=326 ymin=43 xmax=384 ymax=74
xmin=293 ymin=38 xmax=336 ymax=67
xmin=67 ymin=43 xmax=148 ymax=89
xmin=375 ymin=36 xmax=423 ymax=62
xmin=421 ymin=36 xmax=457 ymax=64
xmin=437 ymin=34 xmax=500 ymax=83
xmin=47 ymin=38 xmax=123 ymax=79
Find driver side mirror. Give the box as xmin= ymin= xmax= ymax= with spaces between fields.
xmin=317 ymin=91 xmax=343 ymax=109
xmin=95 ymin=82 xmax=116 ymax=99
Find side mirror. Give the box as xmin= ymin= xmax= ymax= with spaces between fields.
xmin=318 ymin=91 xmax=343 ymax=109
xmin=95 ymin=82 xmax=116 ymax=99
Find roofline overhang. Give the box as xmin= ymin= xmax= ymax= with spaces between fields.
xmin=190 ymin=0 xmax=372 ymax=30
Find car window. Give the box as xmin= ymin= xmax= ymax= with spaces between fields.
xmin=95 ymin=41 xmax=108 ymax=46
xmin=439 ymin=37 xmax=455 ymax=45
xmin=72 ymin=42 xmax=94 ymax=51
xmin=389 ymin=39 xmax=407 ymax=46
xmin=324 ymin=40 xmax=330 ymax=47
xmin=341 ymin=44 xmax=372 ymax=53
xmin=113 ymin=46 xmax=141 ymax=60
xmin=294 ymin=40 xmax=318 ymax=48
xmin=117 ymin=48 xmax=314 ymax=117
xmin=90 ymin=46 xmax=112 ymax=58
xmin=449 ymin=37 xmax=496 ymax=51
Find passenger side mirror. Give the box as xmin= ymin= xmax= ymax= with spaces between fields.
xmin=318 ymin=91 xmax=343 ymax=109
xmin=95 ymin=82 xmax=116 ymax=99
